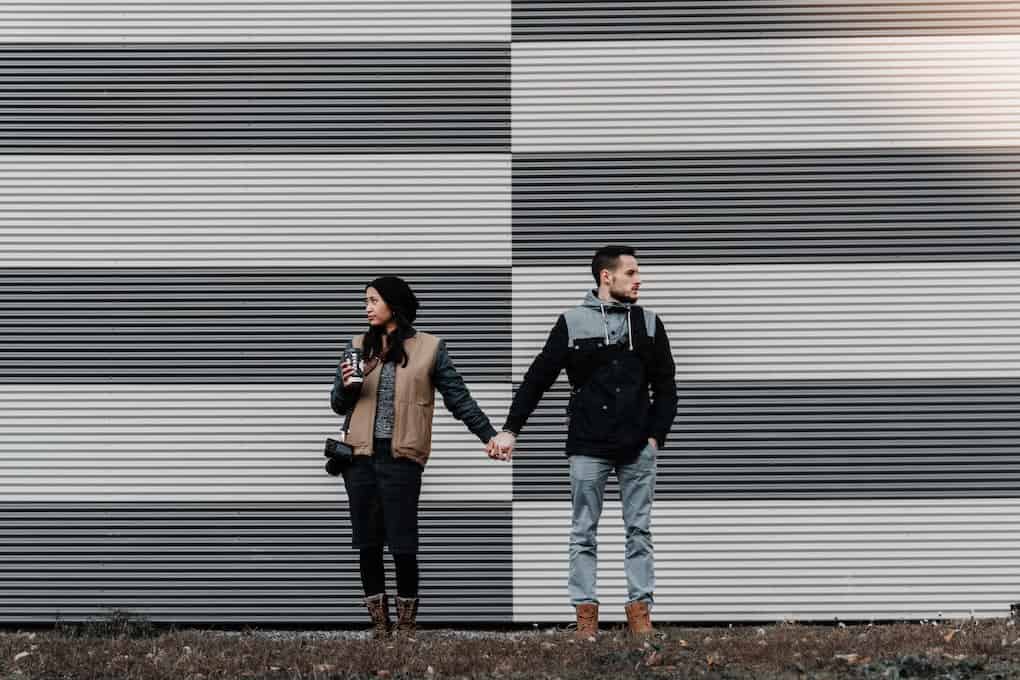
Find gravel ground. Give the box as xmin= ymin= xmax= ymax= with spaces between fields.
xmin=2 ymin=617 xmax=1020 ymax=679
xmin=216 ymin=628 xmax=564 ymax=642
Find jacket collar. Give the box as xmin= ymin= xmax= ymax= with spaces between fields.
xmin=582 ymin=289 xmax=631 ymax=312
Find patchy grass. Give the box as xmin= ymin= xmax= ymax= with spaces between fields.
xmin=55 ymin=609 xmax=162 ymax=641
xmin=1 ymin=619 xmax=1019 ymax=679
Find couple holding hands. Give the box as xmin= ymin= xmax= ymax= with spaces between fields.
xmin=330 ymin=246 xmax=677 ymax=640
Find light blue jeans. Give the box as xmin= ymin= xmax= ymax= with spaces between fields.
xmin=568 ymin=442 xmax=656 ymax=606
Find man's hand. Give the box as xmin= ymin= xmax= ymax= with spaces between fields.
xmin=489 ymin=431 xmax=516 ymax=461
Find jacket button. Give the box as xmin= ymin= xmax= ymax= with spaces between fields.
xmin=616 ymin=388 xmax=621 ymax=393
xmin=602 ymin=404 xmax=608 ymax=410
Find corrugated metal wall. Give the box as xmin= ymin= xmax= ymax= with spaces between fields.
xmin=509 ymin=2 xmax=1020 ymax=623
xmin=1 ymin=1 xmax=1018 ymax=625
xmin=0 ymin=157 xmax=510 ymax=266
xmin=0 ymin=2 xmax=514 ymax=625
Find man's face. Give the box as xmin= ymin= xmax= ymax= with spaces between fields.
xmin=603 ymin=255 xmax=641 ymax=303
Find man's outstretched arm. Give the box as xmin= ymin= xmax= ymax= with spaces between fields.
xmin=502 ymin=314 xmax=570 ymax=437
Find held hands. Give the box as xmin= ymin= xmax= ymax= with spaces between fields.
xmin=486 ymin=431 xmax=516 ymax=461
xmin=484 ymin=434 xmax=648 ymax=461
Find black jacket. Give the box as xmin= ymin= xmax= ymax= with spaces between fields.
xmin=503 ymin=291 xmax=677 ymax=460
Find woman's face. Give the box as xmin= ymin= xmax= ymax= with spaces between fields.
xmin=364 ymin=287 xmax=393 ymax=328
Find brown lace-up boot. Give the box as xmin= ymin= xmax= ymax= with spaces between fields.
xmin=395 ymin=596 xmax=419 ymax=638
xmin=624 ymin=600 xmax=653 ymax=639
xmin=574 ymin=603 xmax=599 ymax=640
xmin=364 ymin=593 xmax=391 ymax=639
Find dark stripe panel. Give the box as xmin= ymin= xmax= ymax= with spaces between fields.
xmin=512 ymin=380 xmax=1020 ymax=500
xmin=0 ymin=43 xmax=509 ymax=152
xmin=0 ymin=501 xmax=511 ymax=624
xmin=513 ymin=149 xmax=1020 ymax=264
xmin=513 ymin=1 xmax=1020 ymax=40
xmin=0 ymin=269 xmax=510 ymax=383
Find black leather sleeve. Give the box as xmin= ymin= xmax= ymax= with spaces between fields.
xmin=433 ymin=340 xmax=498 ymax=443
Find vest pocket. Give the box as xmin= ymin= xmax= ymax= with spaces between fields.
xmin=394 ymin=400 xmax=433 ymax=457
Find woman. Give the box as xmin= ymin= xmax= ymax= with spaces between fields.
xmin=330 ymin=276 xmax=501 ymax=639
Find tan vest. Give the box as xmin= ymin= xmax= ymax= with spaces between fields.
xmin=346 ymin=331 xmax=442 ymax=465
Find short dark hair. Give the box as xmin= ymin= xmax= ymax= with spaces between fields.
xmin=591 ymin=245 xmax=637 ymax=284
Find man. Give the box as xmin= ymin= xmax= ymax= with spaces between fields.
xmin=491 ymin=245 xmax=677 ymax=639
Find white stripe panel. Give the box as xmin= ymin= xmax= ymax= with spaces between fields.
xmin=513 ymin=36 xmax=1020 ymax=152
xmin=513 ymin=499 xmax=1020 ymax=622
xmin=513 ymin=262 xmax=1020 ymax=381
xmin=0 ymin=1 xmax=510 ymax=42
xmin=0 ymin=384 xmax=511 ymax=501
xmin=0 ymin=155 xmax=510 ymax=267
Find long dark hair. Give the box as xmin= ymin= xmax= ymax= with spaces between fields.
xmin=362 ymin=310 xmax=414 ymax=368
xmin=362 ymin=277 xmax=418 ymax=368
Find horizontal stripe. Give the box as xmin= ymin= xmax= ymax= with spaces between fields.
xmin=0 ymin=501 xmax=512 ymax=623
xmin=0 ymin=155 xmax=510 ymax=267
xmin=513 ymin=1 xmax=1020 ymax=41
xmin=512 ymin=263 xmax=1020 ymax=381
xmin=0 ymin=268 xmax=511 ymax=383
xmin=0 ymin=2 xmax=510 ymax=42
xmin=513 ymin=148 xmax=1020 ymax=264
xmin=513 ymin=499 xmax=1020 ymax=621
xmin=512 ymin=36 xmax=1020 ymax=152
xmin=0 ymin=384 xmax=510 ymax=502
xmin=511 ymin=380 xmax=1020 ymax=500
xmin=0 ymin=44 xmax=509 ymax=152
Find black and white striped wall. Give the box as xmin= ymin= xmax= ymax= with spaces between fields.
xmin=0 ymin=2 xmax=1018 ymax=625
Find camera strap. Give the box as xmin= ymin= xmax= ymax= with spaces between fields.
xmin=340 ymin=411 xmax=352 ymax=442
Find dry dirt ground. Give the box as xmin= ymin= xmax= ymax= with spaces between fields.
xmin=2 ymin=616 xmax=1020 ymax=679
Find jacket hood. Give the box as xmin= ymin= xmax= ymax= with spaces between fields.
xmin=582 ymin=289 xmax=633 ymax=346
xmin=582 ymin=289 xmax=631 ymax=312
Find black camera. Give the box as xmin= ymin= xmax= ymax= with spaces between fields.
xmin=323 ymin=437 xmax=354 ymax=476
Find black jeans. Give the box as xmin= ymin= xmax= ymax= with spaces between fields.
xmin=344 ymin=438 xmax=423 ymax=598
xmin=344 ymin=438 xmax=423 ymax=554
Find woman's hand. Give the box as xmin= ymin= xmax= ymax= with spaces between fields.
xmin=485 ymin=437 xmax=504 ymax=461
xmin=340 ymin=361 xmax=358 ymax=389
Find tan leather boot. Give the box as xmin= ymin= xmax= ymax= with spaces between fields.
xmin=625 ymin=600 xmax=653 ymax=638
xmin=395 ymin=596 xmax=418 ymax=638
xmin=574 ymin=603 xmax=599 ymax=640
xmin=364 ymin=593 xmax=391 ymax=639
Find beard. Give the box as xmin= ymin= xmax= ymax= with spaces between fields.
xmin=610 ymin=288 xmax=638 ymax=304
